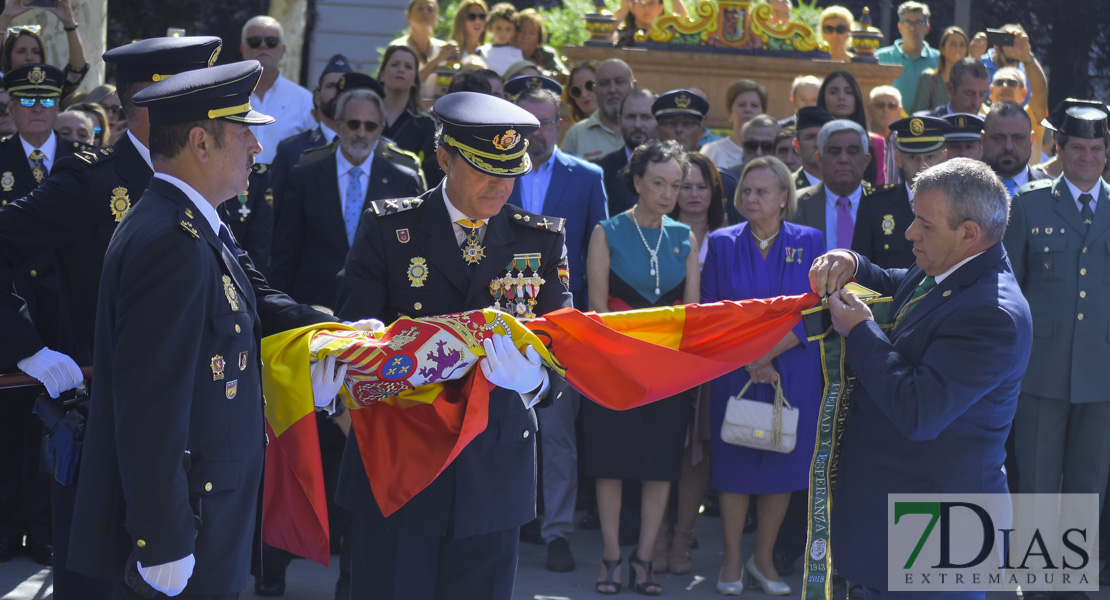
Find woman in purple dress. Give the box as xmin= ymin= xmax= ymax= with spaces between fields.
xmin=701 ymin=156 xmax=825 ymax=596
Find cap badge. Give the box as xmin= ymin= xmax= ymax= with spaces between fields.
xmin=208 ymin=46 xmax=221 ymax=68
xmin=222 ymin=274 xmax=240 ymax=311
xmin=1 ymin=171 xmax=13 ymax=192
xmin=110 ymin=187 xmax=131 ymax=222
xmin=28 ymin=67 xmax=45 ymax=85
xmin=881 ymin=214 xmax=895 ymax=235
xmin=407 ymin=256 xmax=428 ymax=287
xmin=527 ymin=76 xmax=540 ymax=89
xmin=492 ymin=129 xmax=521 ymax=151
xmin=957 ymin=116 xmax=967 ymax=129
xmin=675 ymin=94 xmax=692 ymax=108
xmin=910 ymin=118 xmax=924 ymax=136
xmin=211 ymin=354 xmax=225 ymax=381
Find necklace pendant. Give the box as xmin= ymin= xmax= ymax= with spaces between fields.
xmin=649 ymin=267 xmax=656 ymax=276
xmin=654 ymin=287 xmax=661 ymax=296
xmin=760 ymin=239 xmax=769 ymax=250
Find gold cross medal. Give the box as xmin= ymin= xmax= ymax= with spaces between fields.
xmin=110 ymin=187 xmax=131 ymax=222
xmin=461 ymin=230 xmax=485 ymax=264
xmin=1 ymin=171 xmax=12 ymax=192
xmin=407 ymin=257 xmax=428 ymax=287
xmin=31 ymin=167 xmax=43 ymax=183
xmin=222 ymin=274 xmax=240 ymax=311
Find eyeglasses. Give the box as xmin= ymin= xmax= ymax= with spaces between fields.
xmin=537 ymin=118 xmax=558 ymax=129
xmin=872 ymin=101 xmax=900 ymax=110
xmin=570 ymin=80 xmax=595 ymax=98
xmin=823 ymin=24 xmax=849 ymax=35
xmin=103 ymin=104 xmax=124 ymax=115
xmin=18 ymin=97 xmax=56 ymax=108
xmin=743 ymin=140 xmax=774 ymax=154
xmin=900 ymin=18 xmax=928 ymax=27
xmin=992 ymin=78 xmax=1023 ymax=88
xmin=466 ymin=12 xmax=487 ymax=21
xmin=246 ymin=36 xmax=281 ymax=49
xmin=345 ymin=119 xmax=380 ymax=133
xmin=6 ymin=25 xmax=41 ymax=36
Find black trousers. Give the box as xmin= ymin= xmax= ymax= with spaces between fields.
xmin=0 ymin=387 xmax=51 ymax=542
xmin=350 ymin=513 xmax=519 ymax=600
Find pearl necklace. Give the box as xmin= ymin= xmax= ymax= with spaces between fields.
xmin=751 ymin=225 xmax=780 ymax=250
xmin=630 ymin=209 xmax=665 ymax=296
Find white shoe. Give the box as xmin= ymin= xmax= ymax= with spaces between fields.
xmin=716 ymin=568 xmax=744 ymax=596
xmin=745 ymin=557 xmax=791 ymax=596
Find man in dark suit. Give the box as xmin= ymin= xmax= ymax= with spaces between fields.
xmin=334 ymin=92 xmax=573 ymax=599
xmin=510 ymin=84 xmax=607 ymax=572
xmin=810 ymin=158 xmax=1033 ymax=598
xmin=982 ymin=100 xmax=1048 ymax=197
xmin=792 ymin=106 xmax=834 ymax=190
xmin=69 ymin=61 xmax=339 ymax=600
xmin=0 ymin=62 xmax=86 ymax=568
xmin=792 ymin=119 xmax=873 ymax=250
xmin=269 ymin=55 xmax=351 ymax=205
xmin=852 ymin=116 xmax=948 ymax=268
xmin=0 ymin=37 xmax=223 ymax=599
xmin=596 ymin=87 xmax=657 ymax=216
xmin=270 ymin=87 xmax=423 ymax=310
xmin=1004 ymin=102 xmax=1110 ymax=600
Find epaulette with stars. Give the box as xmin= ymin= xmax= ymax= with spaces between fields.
xmin=369 ymin=196 xmax=424 ymax=216
xmin=509 ymin=210 xmax=565 ymax=233
xmin=75 ymin=147 xmax=117 ymax=166
xmin=252 ymin=162 xmax=268 ymax=175
xmin=178 ymin=205 xmax=202 ymax=240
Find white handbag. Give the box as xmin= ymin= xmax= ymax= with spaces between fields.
xmin=720 ymin=379 xmax=799 ymax=454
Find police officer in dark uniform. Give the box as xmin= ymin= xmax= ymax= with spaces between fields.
xmin=943 ymin=112 xmax=984 ymax=160
xmin=68 ymin=60 xmax=340 ymax=600
xmin=0 ymin=36 xmax=223 ymax=599
xmin=334 ymin=91 xmax=573 ymax=599
xmin=0 ymin=62 xmax=86 ymax=567
xmin=852 ymin=116 xmax=949 ymax=269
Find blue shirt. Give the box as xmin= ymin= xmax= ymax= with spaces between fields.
xmin=519 ymin=152 xmax=555 ymax=214
xmin=875 ymin=40 xmax=940 ymax=110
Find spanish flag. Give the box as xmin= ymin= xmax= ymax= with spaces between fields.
xmin=260 ymin=294 xmax=817 ymax=565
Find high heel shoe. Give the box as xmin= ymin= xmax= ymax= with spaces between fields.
xmin=716 ymin=568 xmax=744 ymax=595
xmin=628 ymin=547 xmax=662 ymax=596
xmin=596 ymin=556 xmax=622 ymax=595
xmin=745 ymin=557 xmax=791 ymax=596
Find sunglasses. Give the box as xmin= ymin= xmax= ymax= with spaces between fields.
xmin=6 ymin=25 xmax=41 ymax=36
xmin=92 ymin=125 xmax=103 ymax=138
xmin=823 ymin=24 xmax=849 ymax=35
xmin=466 ymin=12 xmax=487 ymax=21
xmin=570 ymin=80 xmax=595 ymax=98
xmin=345 ymin=119 xmax=380 ymax=133
xmin=743 ymin=140 xmax=774 ymax=154
xmin=992 ymin=78 xmax=1022 ymax=88
xmin=18 ymin=97 xmax=56 ymax=108
xmin=246 ymin=36 xmax=281 ymax=49
xmin=872 ymin=101 xmax=900 ymax=110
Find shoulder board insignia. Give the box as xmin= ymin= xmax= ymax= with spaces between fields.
xmin=1024 ymin=179 xmax=1053 ymax=191
xmin=370 ymin=197 xmax=424 ymax=216
xmin=297 ymin=143 xmax=333 ymax=166
xmin=384 ymin=142 xmax=420 ymax=162
xmin=252 ymin=163 xmax=268 ymax=175
xmin=75 ymin=148 xmax=116 ymax=166
xmin=180 ymin=220 xmax=200 ymax=239
xmin=0 ymin=136 xmax=9 ymax=143
xmin=512 ymin=212 xmax=565 ymax=233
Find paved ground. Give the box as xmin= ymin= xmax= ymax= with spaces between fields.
xmin=1 ymin=512 xmax=1105 ymax=599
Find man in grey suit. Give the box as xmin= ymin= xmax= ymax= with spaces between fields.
xmin=1003 ymin=101 xmax=1110 ymax=600
xmin=792 ymin=119 xmax=873 ymax=250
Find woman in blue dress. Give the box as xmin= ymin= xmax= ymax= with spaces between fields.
xmin=584 ymin=140 xmax=701 ymax=595
xmin=701 ymin=156 xmax=825 ymax=596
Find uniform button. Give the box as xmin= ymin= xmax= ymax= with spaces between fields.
xmin=522 ymin=429 xmax=530 ymax=439
xmin=414 ymin=302 xmax=422 ymax=311
xmin=1043 ymin=246 xmax=1050 ymax=253
xmin=883 ymin=243 xmax=890 ymax=250
xmin=204 ymin=482 xmax=213 ymax=492
xmin=1080 ymin=268 xmax=1087 ymax=276
xmin=137 ymin=539 xmax=146 ymax=548
xmin=1080 ymin=291 xmax=1087 ymax=298
xmin=235 ymin=324 xmax=242 ymax=333
xmin=1078 ymin=313 xmax=1085 ymax=321
xmin=1083 ymin=247 xmax=1089 ymax=254
xmin=29 ymin=269 xmax=36 ymax=277
xmin=1 ymin=200 xmax=6 ymax=206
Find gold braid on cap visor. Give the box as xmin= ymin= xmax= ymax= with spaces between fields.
xmin=208 ymin=102 xmax=253 ymax=119
xmin=444 ymin=134 xmax=530 ymax=175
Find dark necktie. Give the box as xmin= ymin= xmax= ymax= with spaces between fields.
xmin=896 ymin=275 xmax=936 ymax=324
xmin=29 ymin=149 xmax=45 ymax=183
xmin=218 ymin=224 xmax=238 ymax=256
xmin=1079 ymin=193 xmax=1095 ymax=228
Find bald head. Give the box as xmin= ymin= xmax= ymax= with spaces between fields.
xmin=595 ymin=59 xmax=635 ymax=121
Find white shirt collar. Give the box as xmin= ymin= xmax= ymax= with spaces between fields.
xmin=1064 ymin=176 xmax=1101 ymax=201
xmin=803 ymin=168 xmax=822 ymax=186
xmin=934 ymin=250 xmax=986 ymax=285
xmin=1011 ymin=168 xmax=1030 ymax=188
xmin=19 ymin=132 xmax=56 ymax=164
xmin=128 ymin=130 xmax=153 ymax=170
xmin=335 ymin=144 xmax=375 ymax=178
xmin=152 ymin=172 xmax=223 ymax=235
xmin=442 ymin=185 xmax=485 ymax=225
xmin=320 ymin=122 xmax=338 ymax=144
xmin=824 ymin=184 xmax=863 ymax=206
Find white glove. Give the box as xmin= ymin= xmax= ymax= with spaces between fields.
xmin=17 ymin=347 xmax=83 ymax=398
xmin=480 ymin=334 xmax=544 ymax=395
xmin=345 ymin=318 xmax=385 ymax=334
xmin=138 ymin=553 xmax=195 ymax=596
xmin=310 ymin=355 xmax=348 ymax=414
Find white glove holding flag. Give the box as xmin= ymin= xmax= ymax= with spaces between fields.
xmin=138 ymin=553 xmax=195 ymax=596
xmin=480 ymin=333 xmax=545 ymax=395
xmin=310 ymin=355 xmax=347 ymax=414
